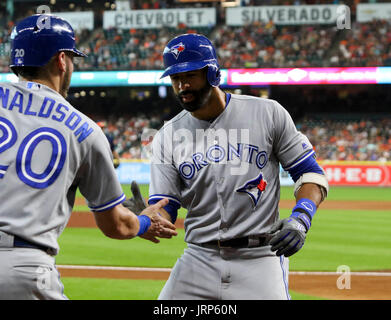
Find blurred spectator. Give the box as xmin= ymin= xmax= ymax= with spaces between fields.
xmin=91 ymin=113 xmax=391 ymax=162
xmin=92 ymin=113 xmax=164 ymax=159
xmin=97 ymin=120 xmax=121 ymax=168
xmin=214 ymin=22 xmax=337 ymax=68
xmin=335 ymin=19 xmax=391 ymax=67
xmin=2 ymin=6 xmax=391 ymax=71
xmin=298 ymin=118 xmax=391 ymax=162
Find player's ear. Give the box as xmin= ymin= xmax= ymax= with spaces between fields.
xmin=56 ymin=51 xmax=67 ymax=73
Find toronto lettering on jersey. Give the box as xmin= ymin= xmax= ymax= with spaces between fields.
xmin=0 ymin=87 xmax=94 ymax=143
xmin=146 ymin=126 xmax=268 ymax=178
xmin=178 ymin=142 xmax=268 ymax=179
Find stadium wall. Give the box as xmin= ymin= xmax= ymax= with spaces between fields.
xmin=116 ymin=160 xmax=391 ymax=187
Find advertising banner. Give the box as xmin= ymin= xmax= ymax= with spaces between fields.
xmin=116 ymin=161 xmax=391 ymax=187
xmin=53 ymin=11 xmax=94 ymax=30
xmin=103 ymin=8 xmax=216 ymax=29
xmin=228 ymin=67 xmax=383 ymax=85
xmin=357 ymin=3 xmax=391 ymax=22
xmin=320 ymin=161 xmax=391 ymax=187
xmin=226 ymin=5 xmax=339 ymax=26
xmin=116 ymin=160 xmax=151 ymax=184
xmin=2 ymin=68 xmax=391 ymax=86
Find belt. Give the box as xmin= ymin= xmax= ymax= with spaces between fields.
xmin=200 ymin=235 xmax=270 ymax=249
xmin=13 ymin=236 xmax=52 ymax=254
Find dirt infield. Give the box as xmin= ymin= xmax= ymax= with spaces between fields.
xmin=66 ymin=199 xmax=391 ymax=300
xmin=57 ymin=265 xmax=391 ymax=300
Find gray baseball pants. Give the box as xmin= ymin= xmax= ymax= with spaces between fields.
xmin=0 ymin=232 xmax=67 ymax=300
xmin=158 ymin=243 xmax=290 ymax=300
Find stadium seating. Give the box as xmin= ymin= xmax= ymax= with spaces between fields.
xmin=94 ymin=113 xmax=391 ymax=161
xmin=1 ymin=2 xmax=390 ymax=161
xmin=1 ymin=3 xmax=391 ymax=70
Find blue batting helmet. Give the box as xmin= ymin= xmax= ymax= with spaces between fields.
xmin=160 ymin=33 xmax=221 ymax=87
xmin=9 ymin=14 xmax=87 ymax=69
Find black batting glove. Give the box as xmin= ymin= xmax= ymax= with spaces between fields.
xmin=122 ymin=181 xmax=147 ymax=215
xmin=268 ymin=198 xmax=317 ymax=257
xmin=268 ymin=217 xmax=307 ymax=257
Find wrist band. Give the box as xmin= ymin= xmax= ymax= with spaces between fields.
xmin=290 ymin=198 xmax=317 ymax=231
xmin=137 ymin=215 xmax=151 ymax=236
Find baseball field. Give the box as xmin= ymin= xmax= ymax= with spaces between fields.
xmin=56 ymin=184 xmax=391 ymax=300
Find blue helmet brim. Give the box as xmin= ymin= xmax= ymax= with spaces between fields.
xmin=65 ymin=48 xmax=88 ymax=58
xmin=160 ymin=60 xmax=209 ymax=79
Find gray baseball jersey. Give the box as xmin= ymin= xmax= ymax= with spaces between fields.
xmin=149 ymin=94 xmax=313 ymax=244
xmin=0 ymin=80 xmax=125 ymax=255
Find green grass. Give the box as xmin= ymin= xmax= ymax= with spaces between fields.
xmin=57 ymin=228 xmax=186 ymax=268
xmin=279 ymin=185 xmax=391 ymax=201
xmin=282 ymin=209 xmax=391 ymax=271
xmin=65 ymin=185 xmax=391 ymax=270
xmin=65 ymin=184 xmax=391 ymax=300
xmin=59 ymin=209 xmax=391 ymax=271
xmin=289 ymin=291 xmax=327 ymax=300
xmin=76 ymin=185 xmax=391 ymax=203
xmin=61 ymin=278 xmax=166 ymax=300
xmin=74 ymin=185 xmax=391 ymax=219
xmin=124 ymin=184 xmax=391 ymax=202
xmin=61 ymin=277 xmax=323 ymax=300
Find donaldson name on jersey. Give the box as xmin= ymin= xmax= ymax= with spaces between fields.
xmin=0 ymin=84 xmax=94 ymax=144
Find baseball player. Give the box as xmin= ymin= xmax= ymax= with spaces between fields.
xmin=126 ymin=34 xmax=329 ymax=300
xmin=0 ymin=14 xmax=176 ymax=300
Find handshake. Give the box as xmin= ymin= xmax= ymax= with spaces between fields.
xmin=123 ymin=181 xmax=177 ymax=243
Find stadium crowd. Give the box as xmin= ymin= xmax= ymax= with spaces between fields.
xmin=214 ymin=23 xmax=338 ymax=68
xmin=4 ymin=19 xmax=389 ymax=72
xmin=1 ymin=1 xmax=390 ymax=163
xmin=335 ymin=19 xmax=391 ymax=67
xmin=95 ymin=113 xmax=163 ymax=159
xmin=96 ymin=114 xmax=391 ymax=162
xmin=298 ymin=118 xmax=391 ymax=162
xmin=2 ymin=1 xmax=391 ymax=70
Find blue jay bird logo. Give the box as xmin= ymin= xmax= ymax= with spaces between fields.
xmin=170 ymin=42 xmax=185 ymax=59
xmin=236 ymin=172 xmax=267 ymax=207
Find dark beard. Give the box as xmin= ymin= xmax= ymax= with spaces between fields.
xmin=176 ymin=82 xmax=212 ymax=112
xmin=61 ymin=66 xmax=71 ymax=98
xmin=60 ymin=64 xmax=72 ymax=98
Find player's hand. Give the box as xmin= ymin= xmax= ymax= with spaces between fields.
xmin=123 ymin=181 xmax=147 ymax=215
xmin=139 ymin=198 xmax=177 ymax=243
xmin=113 ymin=158 xmax=120 ymax=169
xmin=267 ymin=217 xmax=307 ymax=257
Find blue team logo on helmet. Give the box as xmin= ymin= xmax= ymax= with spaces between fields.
xmin=160 ymin=33 xmax=221 ymax=87
xmin=170 ymin=42 xmax=186 ymax=60
xmin=236 ymin=172 xmax=268 ymax=207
